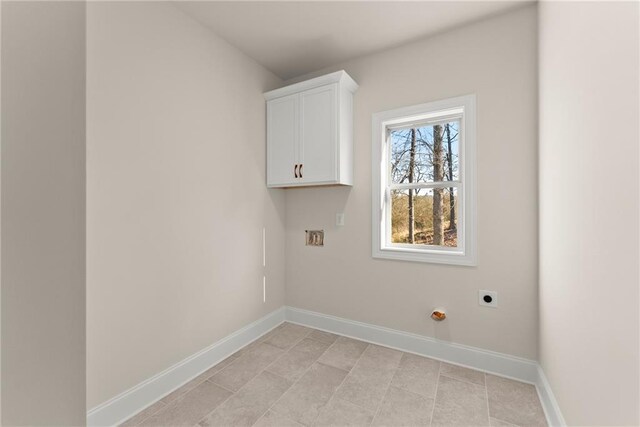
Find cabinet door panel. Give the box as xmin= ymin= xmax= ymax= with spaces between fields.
xmin=300 ymin=84 xmax=337 ymax=183
xmin=267 ymin=94 xmax=298 ymax=186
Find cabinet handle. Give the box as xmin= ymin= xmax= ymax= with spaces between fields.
xmin=299 ymin=164 xmax=303 ymax=178
xmin=294 ymin=164 xmax=299 ymax=178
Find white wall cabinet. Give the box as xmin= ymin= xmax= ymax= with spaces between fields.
xmin=265 ymin=70 xmax=358 ymax=188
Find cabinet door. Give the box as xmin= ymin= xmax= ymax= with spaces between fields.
xmin=267 ymin=94 xmax=299 ymax=186
xmin=300 ymin=84 xmax=337 ymax=184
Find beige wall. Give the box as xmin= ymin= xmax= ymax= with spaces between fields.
xmin=1 ymin=2 xmax=86 ymax=424
xmin=284 ymin=6 xmax=539 ymax=359
xmin=86 ymin=2 xmax=284 ymax=408
xmin=539 ymin=2 xmax=640 ymax=425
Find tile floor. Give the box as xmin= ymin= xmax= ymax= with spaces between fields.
xmin=121 ymin=323 xmax=547 ymax=427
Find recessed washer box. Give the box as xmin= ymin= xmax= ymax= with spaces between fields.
xmin=305 ymin=230 xmax=324 ymax=246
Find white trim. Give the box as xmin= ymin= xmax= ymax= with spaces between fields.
xmin=371 ymin=94 xmax=477 ymax=266
xmin=86 ymin=307 xmax=286 ymax=426
xmin=535 ymin=365 xmax=567 ymax=427
xmin=284 ymin=306 xmax=565 ymax=427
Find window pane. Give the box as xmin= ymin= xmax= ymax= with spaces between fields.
xmin=390 ymin=121 xmax=459 ymax=184
xmin=391 ymin=187 xmax=458 ymax=247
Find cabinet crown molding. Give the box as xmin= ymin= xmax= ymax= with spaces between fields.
xmin=264 ymin=70 xmax=358 ymax=101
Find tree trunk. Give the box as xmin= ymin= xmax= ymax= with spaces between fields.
xmin=445 ymin=124 xmax=456 ymax=231
xmin=408 ymin=128 xmax=416 ymax=243
xmin=433 ymin=125 xmax=444 ymax=245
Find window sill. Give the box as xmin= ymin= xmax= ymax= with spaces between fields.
xmin=372 ymin=246 xmax=477 ymax=266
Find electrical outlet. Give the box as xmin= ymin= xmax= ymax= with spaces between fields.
xmin=479 ymin=290 xmax=498 ymax=308
xmin=336 ymin=213 xmax=345 ymax=226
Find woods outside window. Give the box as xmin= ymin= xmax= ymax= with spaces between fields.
xmin=372 ymin=95 xmax=477 ymax=265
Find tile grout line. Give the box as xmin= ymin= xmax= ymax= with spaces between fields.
xmin=437 ymin=371 xmax=489 ymax=391
xmin=204 ymin=345 xmax=262 ymax=390
xmin=311 ymin=343 xmax=373 ymax=426
xmin=256 ymin=358 xmax=335 ymax=425
xmin=304 ymin=335 xmax=337 ymax=345
xmin=374 ymin=354 xmax=442 ymax=412
xmin=369 ymin=351 xmax=407 ymax=426
xmin=250 ymin=328 xmax=338 ymax=427
xmin=484 ymin=372 xmax=492 ymax=426
xmin=490 ymin=416 xmax=520 ymax=427
xmin=438 ymin=369 xmax=488 ymax=388
xmin=371 ymin=384 xmax=390 ymax=427
xmin=201 ymin=319 xmax=283 ymax=380
xmin=204 ymin=378 xmax=237 ymax=395
xmin=161 ymin=354 xmax=241 ymax=405
xmin=261 ymin=326 xmax=314 ymax=373
xmin=428 ymin=360 xmax=442 ymax=426
xmin=194 ymin=380 xmax=238 ymax=426
xmin=143 ymin=374 xmax=238 ymax=427
xmin=207 ymin=337 xmax=288 ymax=392
xmin=339 ymin=345 xmax=408 ymax=421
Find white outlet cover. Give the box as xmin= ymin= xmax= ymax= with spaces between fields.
xmin=479 ymin=290 xmax=498 ymax=308
xmin=336 ymin=213 xmax=345 ymax=226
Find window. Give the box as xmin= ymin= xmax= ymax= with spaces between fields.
xmin=372 ymin=95 xmax=477 ymax=265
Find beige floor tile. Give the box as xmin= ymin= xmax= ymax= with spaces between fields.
xmin=234 ymin=339 xmax=265 ymax=358
xmin=357 ymin=344 xmax=403 ymax=369
xmin=334 ymin=345 xmax=403 ymax=411
xmin=119 ymin=401 xmax=166 ymax=426
xmin=314 ymin=397 xmax=375 ymax=427
xmin=293 ymin=337 xmax=332 ymax=354
xmin=271 ymin=362 xmax=349 ymax=425
xmin=139 ymin=381 xmax=232 ymax=427
xmin=317 ymin=337 xmax=368 ymax=371
xmin=486 ymin=375 xmax=547 ymax=427
xmin=431 ymin=375 xmax=490 ymax=426
xmin=372 ymin=386 xmax=433 ymax=426
xmin=160 ymin=356 xmax=237 ymax=404
xmin=491 ymin=416 xmax=518 ymax=426
xmin=262 ymin=323 xmax=289 ymax=339
xmin=440 ymin=362 xmax=486 ymax=386
xmin=253 ymin=410 xmax=303 ymax=427
xmin=199 ymin=371 xmax=291 ymax=426
xmin=124 ymin=327 xmax=538 ymax=427
xmin=307 ymin=330 xmax=339 ymax=345
xmin=233 ymin=323 xmax=287 ymax=358
xmin=159 ymin=375 xmax=205 ymax=405
xmin=390 ymin=353 xmax=440 ymax=398
xmin=210 ymin=343 xmax=283 ymax=392
xmin=266 ymin=338 xmax=331 ymax=382
xmin=263 ymin=323 xmax=312 ymax=350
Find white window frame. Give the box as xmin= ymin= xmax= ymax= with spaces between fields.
xmin=371 ymin=94 xmax=477 ymax=266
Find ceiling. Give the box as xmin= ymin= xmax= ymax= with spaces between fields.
xmin=176 ymin=1 xmax=531 ymax=80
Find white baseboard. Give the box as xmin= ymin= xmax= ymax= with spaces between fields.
xmin=535 ymin=365 xmax=567 ymax=427
xmin=87 ymin=305 xmax=565 ymax=427
xmin=284 ymin=306 xmax=565 ymax=427
xmin=87 ymin=307 xmax=286 ymax=426
xmin=285 ymin=306 xmax=538 ymax=382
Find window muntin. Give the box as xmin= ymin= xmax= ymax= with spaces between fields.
xmin=372 ymin=95 xmax=476 ymax=266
